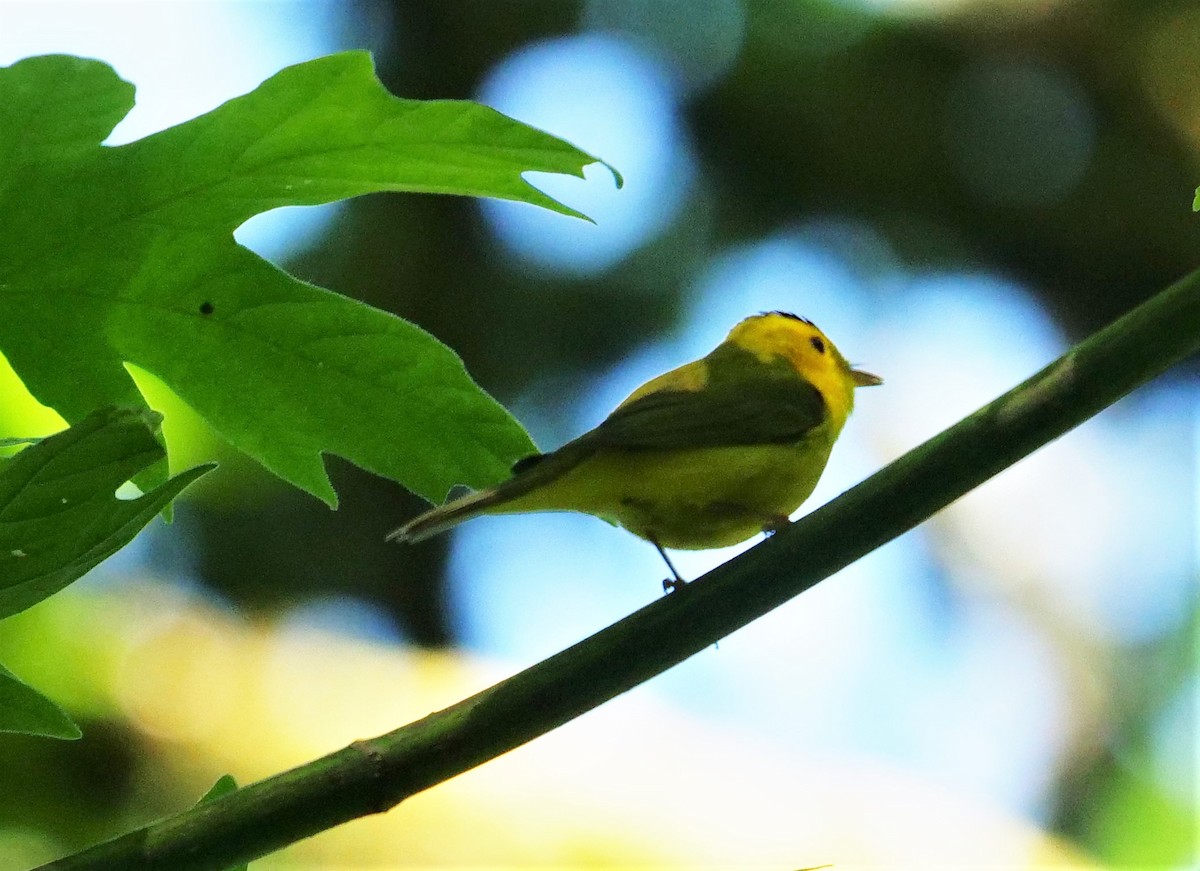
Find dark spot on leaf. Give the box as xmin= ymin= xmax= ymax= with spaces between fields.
xmin=199 ymin=301 xmax=214 ymax=315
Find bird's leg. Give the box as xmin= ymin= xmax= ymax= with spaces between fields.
xmin=762 ymin=514 xmax=792 ymax=537
xmin=653 ymin=539 xmax=687 ymax=593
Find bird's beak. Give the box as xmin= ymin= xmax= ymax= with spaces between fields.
xmin=850 ymin=368 xmax=883 ymax=387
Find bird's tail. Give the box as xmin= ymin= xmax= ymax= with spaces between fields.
xmin=386 ymin=487 xmax=509 ymax=543
xmin=388 ymin=451 xmax=572 ymax=544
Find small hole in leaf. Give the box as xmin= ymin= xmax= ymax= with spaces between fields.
xmin=115 ymin=482 xmax=141 ymax=501
xmin=199 ymin=301 xmax=215 ymax=315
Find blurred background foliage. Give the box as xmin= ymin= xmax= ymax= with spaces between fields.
xmin=0 ymin=0 xmax=1196 ymax=868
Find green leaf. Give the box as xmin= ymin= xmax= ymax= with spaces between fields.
xmin=0 ymin=54 xmax=134 ymax=174
xmin=0 ymin=662 xmax=81 ymax=739
xmin=198 ymin=775 xmax=249 ymax=871
xmin=0 ymin=406 xmax=213 ymax=619
xmin=0 ymin=436 xmax=44 ymax=449
xmin=0 ymin=52 xmax=616 ymax=504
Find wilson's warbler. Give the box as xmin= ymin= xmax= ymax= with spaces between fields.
xmin=389 ymin=312 xmax=881 ymax=585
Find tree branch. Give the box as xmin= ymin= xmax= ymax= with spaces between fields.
xmin=37 ymin=267 xmax=1200 ymax=871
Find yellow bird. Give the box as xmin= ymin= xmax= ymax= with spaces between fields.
xmin=389 ymin=312 xmax=881 ymax=586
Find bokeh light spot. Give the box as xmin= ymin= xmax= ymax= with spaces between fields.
xmin=114 ymin=605 xmax=241 ymax=742
xmin=478 ymin=33 xmax=693 ymax=276
xmin=1151 ymin=676 xmax=1199 ymax=806
xmin=873 ymin=272 xmax=1195 ymax=645
xmin=944 ymin=59 xmax=1096 ymax=208
xmin=683 ymin=225 xmax=878 ymax=355
xmin=276 ymin=594 xmax=402 ymax=645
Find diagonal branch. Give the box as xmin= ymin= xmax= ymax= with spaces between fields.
xmin=38 ymin=267 xmax=1200 ymax=871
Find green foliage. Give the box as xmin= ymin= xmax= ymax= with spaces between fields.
xmin=0 ymin=49 xmax=617 ymax=743
xmin=0 ymin=406 xmax=209 ymax=738
xmin=0 ymin=52 xmax=617 ymax=506
xmin=0 ymin=437 xmax=43 ymax=449
xmin=0 ymin=406 xmax=211 ymax=620
xmin=0 ymin=662 xmax=80 ymax=740
xmin=1088 ymin=762 xmax=1196 ymax=868
xmin=198 ymin=776 xmax=249 ymax=871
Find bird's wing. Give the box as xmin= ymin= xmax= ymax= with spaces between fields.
xmin=498 ymin=373 xmax=827 ymax=505
xmin=572 ymin=375 xmax=828 ymax=452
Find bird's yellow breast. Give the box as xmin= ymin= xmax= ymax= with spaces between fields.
xmin=490 ymin=427 xmax=836 ymax=549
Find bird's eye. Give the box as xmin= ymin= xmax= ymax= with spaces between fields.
xmin=810 ymin=336 xmax=826 ymax=354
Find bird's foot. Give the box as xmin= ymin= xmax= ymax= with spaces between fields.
xmin=762 ymin=514 xmax=792 ymax=536
xmin=662 ymin=576 xmax=690 ymax=594
xmin=652 ymin=539 xmax=689 ymax=594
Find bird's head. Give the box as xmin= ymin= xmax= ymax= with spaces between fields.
xmin=727 ymin=311 xmax=882 ymax=423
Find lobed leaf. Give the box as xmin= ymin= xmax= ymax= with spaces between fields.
xmin=0 ymin=406 xmax=213 ymax=619
xmin=0 ymin=662 xmax=80 ymax=740
xmin=0 ymin=52 xmax=616 ymax=504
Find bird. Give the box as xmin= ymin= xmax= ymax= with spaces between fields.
xmin=388 ymin=312 xmax=881 ymax=588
